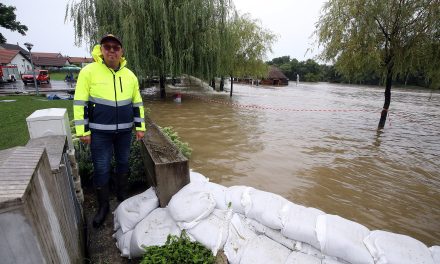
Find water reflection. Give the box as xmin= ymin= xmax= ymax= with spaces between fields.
xmin=144 ymin=82 xmax=440 ymax=245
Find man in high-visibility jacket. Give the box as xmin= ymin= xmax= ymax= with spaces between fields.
xmin=73 ymin=34 xmax=146 ymax=228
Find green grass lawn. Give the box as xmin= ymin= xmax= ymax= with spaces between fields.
xmin=49 ymin=71 xmax=79 ymax=81
xmin=0 ymin=95 xmax=73 ymax=150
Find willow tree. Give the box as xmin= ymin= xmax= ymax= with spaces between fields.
xmin=316 ymin=0 xmax=440 ymax=129
xmin=220 ymin=12 xmax=276 ymax=96
xmin=66 ymin=0 xmax=232 ymax=97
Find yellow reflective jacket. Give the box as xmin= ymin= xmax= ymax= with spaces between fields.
xmin=73 ymin=45 xmax=145 ymax=136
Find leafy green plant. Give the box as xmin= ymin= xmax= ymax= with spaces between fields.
xmin=140 ymin=232 xmax=215 ymax=264
xmin=160 ymin=126 xmax=192 ymax=159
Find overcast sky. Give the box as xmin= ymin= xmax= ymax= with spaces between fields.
xmin=2 ymin=0 xmax=326 ymax=61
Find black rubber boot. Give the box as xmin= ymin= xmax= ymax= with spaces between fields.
xmin=92 ymin=184 xmax=110 ymax=228
xmin=116 ymin=173 xmax=129 ymax=202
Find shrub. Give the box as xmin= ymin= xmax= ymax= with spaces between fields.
xmin=140 ymin=232 xmax=215 ymax=264
xmin=160 ymin=126 xmax=192 ymax=159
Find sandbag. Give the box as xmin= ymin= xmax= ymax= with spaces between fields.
xmin=431 ymin=246 xmax=440 ymax=264
xmin=244 ymin=217 xmax=298 ymax=251
xmin=281 ymin=203 xmax=324 ymax=249
xmin=240 ymin=235 xmax=291 ymax=264
xmin=204 ymin=182 xmax=228 ymax=209
xmin=245 ymin=189 xmax=290 ymax=229
xmin=224 ymin=213 xmax=257 ymax=264
xmin=316 ymin=214 xmax=373 ymax=264
xmin=113 ymin=229 xmax=133 ymax=258
xmin=285 ymin=251 xmax=321 ymax=264
xmin=130 ymin=208 xmax=181 ymax=258
xmin=113 ymin=187 xmax=159 ymax=233
xmin=187 ymin=209 xmax=232 ymax=256
xmin=190 ymin=170 xmax=209 ymax=183
xmin=363 ymin=230 xmax=435 ymax=264
xmin=168 ymin=182 xmax=216 ymax=229
xmin=225 ymin=186 xmax=253 ymax=214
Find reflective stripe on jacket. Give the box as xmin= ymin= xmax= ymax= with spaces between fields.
xmin=73 ymin=45 xmax=146 ymax=136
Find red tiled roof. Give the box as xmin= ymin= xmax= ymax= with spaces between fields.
xmin=0 ymin=50 xmax=19 ymax=64
xmin=32 ymin=52 xmax=62 ymax=58
xmin=32 ymin=56 xmax=68 ymax=67
xmin=68 ymin=57 xmax=93 ymax=63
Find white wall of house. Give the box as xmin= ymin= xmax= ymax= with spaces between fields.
xmin=10 ymin=53 xmax=32 ymax=73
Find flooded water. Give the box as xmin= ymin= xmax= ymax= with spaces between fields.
xmin=145 ymin=81 xmax=440 ymax=246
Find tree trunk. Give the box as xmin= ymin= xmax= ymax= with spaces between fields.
xmin=160 ymin=75 xmax=166 ymax=99
xmin=220 ymin=77 xmax=224 ymax=91
xmin=230 ymin=76 xmax=233 ymax=97
xmin=378 ymin=66 xmax=392 ymax=129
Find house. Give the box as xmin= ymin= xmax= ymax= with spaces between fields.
xmin=31 ymin=52 xmax=69 ymax=69
xmin=68 ymin=56 xmax=93 ymax=68
xmin=0 ymin=43 xmax=30 ymax=58
xmin=260 ymin=66 xmax=289 ymax=86
xmin=0 ymin=49 xmax=32 ymax=74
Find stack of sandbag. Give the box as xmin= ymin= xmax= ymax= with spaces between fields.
xmin=112 ymin=187 xmax=159 ymax=258
xmin=112 ymin=171 xmax=440 ymax=264
xmin=167 ymin=176 xmax=232 ymax=255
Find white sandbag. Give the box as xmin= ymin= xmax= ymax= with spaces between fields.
xmin=225 ymin=186 xmax=253 ymax=214
xmin=244 ymin=217 xmax=298 ymax=251
xmin=130 ymin=208 xmax=181 ymax=258
xmin=316 ymin=214 xmax=373 ymax=264
xmin=224 ymin=213 xmax=257 ymax=264
xmin=296 ymin=242 xmax=325 ymax=259
xmin=285 ymin=251 xmax=321 ymax=264
xmin=322 ymin=257 xmax=348 ymax=264
xmin=204 ymin=182 xmax=228 ymax=209
xmin=190 ymin=170 xmax=209 ymax=183
xmin=113 ymin=229 xmax=133 ymax=258
xmin=363 ymin=230 xmax=435 ymax=264
xmin=187 ymin=209 xmax=232 ymax=256
xmin=168 ymin=183 xmax=216 ymax=229
xmin=431 ymin=246 xmax=440 ymax=264
xmin=240 ymin=235 xmax=291 ymax=264
xmin=113 ymin=187 xmax=159 ymax=233
xmin=281 ymin=203 xmax=324 ymax=249
xmin=245 ymin=189 xmax=290 ymax=230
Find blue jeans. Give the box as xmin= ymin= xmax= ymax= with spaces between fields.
xmin=90 ymin=131 xmax=132 ymax=187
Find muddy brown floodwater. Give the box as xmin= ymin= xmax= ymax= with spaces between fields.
xmin=144 ymin=82 xmax=440 ymax=246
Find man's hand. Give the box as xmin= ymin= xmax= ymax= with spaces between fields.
xmin=136 ymin=131 xmax=145 ymax=141
xmin=80 ymin=135 xmax=91 ymax=144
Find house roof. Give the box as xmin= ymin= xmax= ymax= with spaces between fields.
xmin=32 ymin=56 xmax=68 ymax=67
xmin=0 ymin=43 xmax=29 ymax=56
xmin=268 ymin=66 xmax=288 ymax=80
xmin=0 ymin=50 xmax=19 ymax=64
xmin=32 ymin=52 xmax=62 ymax=58
xmin=68 ymin=57 xmax=93 ymax=64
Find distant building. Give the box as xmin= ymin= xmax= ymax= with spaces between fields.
xmin=0 ymin=43 xmax=30 ymax=58
xmin=260 ymin=66 xmax=289 ymax=86
xmin=0 ymin=49 xmax=32 ymax=73
xmin=68 ymin=56 xmax=93 ymax=68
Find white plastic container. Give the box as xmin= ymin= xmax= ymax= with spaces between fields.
xmin=26 ymin=108 xmax=73 ymax=149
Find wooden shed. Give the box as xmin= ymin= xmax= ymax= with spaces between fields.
xmin=260 ymin=66 xmax=289 ymax=86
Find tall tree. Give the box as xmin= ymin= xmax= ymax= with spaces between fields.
xmin=222 ymin=12 xmax=276 ymax=96
xmin=0 ymin=3 xmax=28 ymax=43
xmin=316 ymin=0 xmax=440 ymax=129
xmin=67 ymin=0 xmax=231 ymax=98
